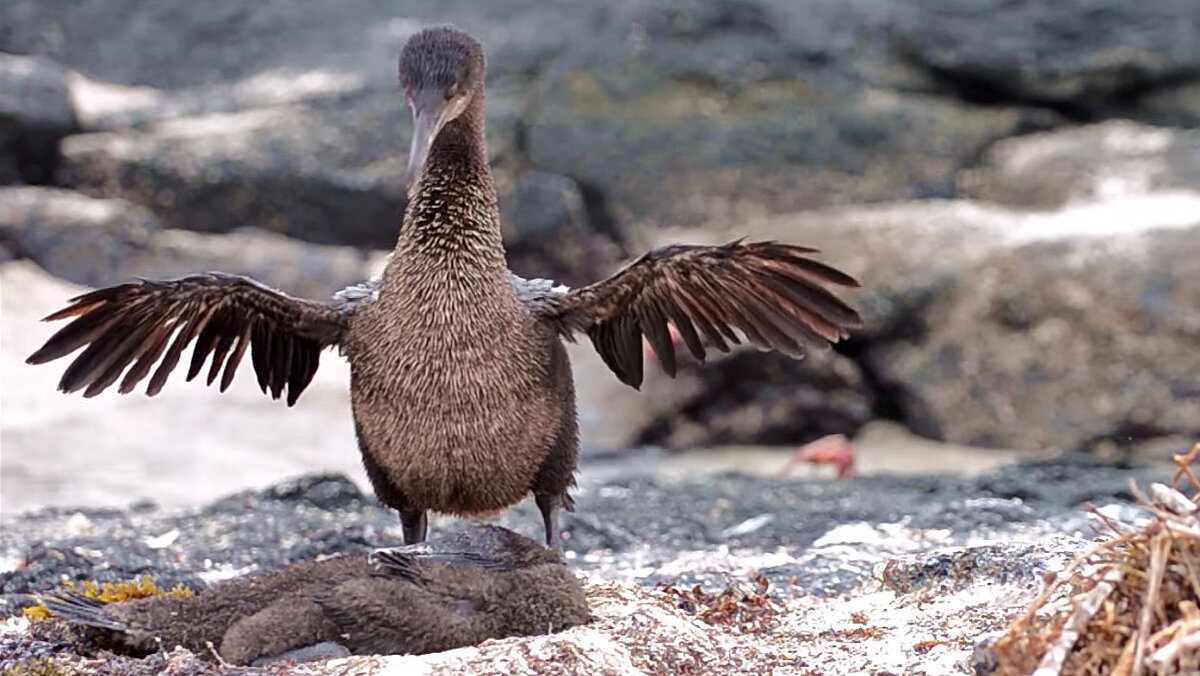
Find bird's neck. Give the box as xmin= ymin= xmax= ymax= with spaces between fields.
xmin=386 ymin=90 xmax=509 ymax=292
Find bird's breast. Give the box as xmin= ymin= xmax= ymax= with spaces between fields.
xmin=344 ymin=294 xmax=572 ymax=514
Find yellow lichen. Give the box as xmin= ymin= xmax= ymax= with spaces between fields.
xmin=0 ymin=657 xmax=78 ymax=676
xmin=22 ymin=575 xmax=194 ymax=621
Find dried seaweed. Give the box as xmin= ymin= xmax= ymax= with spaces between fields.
xmin=988 ymin=444 xmax=1200 ymax=676
xmin=659 ymin=574 xmax=783 ymax=634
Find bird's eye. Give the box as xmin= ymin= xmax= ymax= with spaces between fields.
xmin=445 ymin=83 xmax=458 ymax=100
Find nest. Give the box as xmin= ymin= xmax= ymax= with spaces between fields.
xmin=988 ymin=444 xmax=1200 ymax=676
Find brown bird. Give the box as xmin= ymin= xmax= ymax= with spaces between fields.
xmin=25 ymin=26 xmax=863 ymax=545
xmin=40 ymin=525 xmax=590 ymax=666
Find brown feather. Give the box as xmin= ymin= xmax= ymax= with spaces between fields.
xmin=58 ymin=327 xmax=132 ymax=393
xmin=188 ymin=306 xmax=228 ymax=382
xmin=28 ymin=272 xmax=348 ymax=404
xmin=220 ymin=328 xmax=252 ymax=393
xmin=638 ymin=300 xmax=676 ymax=377
xmin=205 ymin=319 xmax=239 ymax=387
xmin=148 ymin=309 xmax=205 ymax=397
xmin=534 ymin=240 xmax=862 ymax=387
xmin=27 ymin=311 xmax=126 ymax=364
xmin=82 ymin=318 xmax=165 ymax=397
xmin=119 ymin=321 xmax=176 ymax=394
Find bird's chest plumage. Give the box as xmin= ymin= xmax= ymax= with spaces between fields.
xmin=343 ymin=272 xmax=572 ymax=514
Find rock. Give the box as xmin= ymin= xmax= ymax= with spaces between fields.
xmin=959 ymin=120 xmax=1200 ymax=209
xmin=522 ymin=12 xmax=1037 ymax=226
xmin=871 ymin=217 xmax=1200 ymax=452
xmin=11 ymin=0 xmax=1196 ymax=254
xmin=1132 ymin=80 xmax=1200 ymax=128
xmin=57 ymin=91 xmax=628 ymax=271
xmin=0 ymin=457 xmax=1164 ymax=673
xmin=633 ymin=347 xmax=873 ymax=450
xmin=0 ymin=186 xmax=382 ymax=297
xmin=0 ymin=53 xmax=77 ymax=184
xmin=567 ymin=199 xmax=1020 ymax=454
xmin=0 ymin=186 xmax=158 ymax=287
xmin=500 ymin=170 xmax=626 ymax=288
xmin=0 ymin=0 xmax=559 ymax=92
xmin=58 ymin=94 xmax=421 ymax=249
xmin=890 ymin=0 xmax=1200 ymax=119
xmin=132 ymin=227 xmax=382 ymax=301
xmin=646 ymin=191 xmax=1200 ymax=453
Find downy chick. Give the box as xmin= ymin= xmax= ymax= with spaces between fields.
xmin=41 ymin=525 xmax=589 ymax=666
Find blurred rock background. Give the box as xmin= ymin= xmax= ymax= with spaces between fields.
xmin=3 ymin=0 xmax=1200 ymax=517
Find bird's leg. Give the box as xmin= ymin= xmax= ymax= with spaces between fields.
xmin=535 ymin=494 xmax=557 ymax=546
xmin=535 ymin=493 xmax=574 ymax=547
xmin=399 ymin=508 xmax=428 ymax=544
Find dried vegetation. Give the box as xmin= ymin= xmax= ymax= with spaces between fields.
xmin=988 ymin=444 xmax=1200 ymax=676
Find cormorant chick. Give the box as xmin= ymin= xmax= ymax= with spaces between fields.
xmin=40 ymin=525 xmax=589 ymax=666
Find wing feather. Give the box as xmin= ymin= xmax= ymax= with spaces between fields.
xmin=529 ymin=240 xmax=862 ymax=388
xmin=27 ymin=272 xmax=350 ymax=405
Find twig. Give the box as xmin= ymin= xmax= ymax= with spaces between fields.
xmin=1149 ymin=484 xmax=1198 ymax=517
xmin=1170 ymin=443 xmax=1200 ymax=493
xmin=1032 ymin=567 xmax=1124 ymax=676
xmin=1130 ymin=535 xmax=1171 ymax=676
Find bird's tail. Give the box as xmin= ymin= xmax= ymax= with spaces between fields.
xmin=39 ymin=591 xmax=130 ymax=633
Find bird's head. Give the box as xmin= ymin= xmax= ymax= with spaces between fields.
xmin=398 ymin=26 xmax=486 ymax=192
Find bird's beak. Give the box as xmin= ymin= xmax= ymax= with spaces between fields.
xmin=405 ymin=89 xmax=453 ymax=194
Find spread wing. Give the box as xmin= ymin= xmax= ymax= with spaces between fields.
xmin=26 ymin=272 xmax=354 ymax=405
xmin=528 ymin=240 xmax=863 ymax=388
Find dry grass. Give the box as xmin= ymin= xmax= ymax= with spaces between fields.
xmin=988 ymin=444 xmax=1200 ymax=676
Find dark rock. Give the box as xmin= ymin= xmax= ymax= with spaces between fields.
xmin=57 ymin=93 xmax=419 ymax=249
xmin=523 ymin=33 xmax=1034 ymax=226
xmin=970 ymin=454 xmax=1150 ymax=505
xmin=1 ymin=540 xmax=206 ymax=601
xmin=1132 ymin=80 xmax=1200 ymax=128
xmin=5 ymin=0 xmax=1199 ymax=246
xmin=9 ymin=0 xmax=1180 ymax=249
xmin=258 ymin=473 xmax=366 ymax=511
xmin=971 ymin=637 xmax=1001 ymax=676
xmin=878 ymin=543 xmax=1057 ymax=596
xmin=634 ymin=347 xmax=873 ymax=450
xmin=0 ymin=54 xmax=76 ymax=185
xmin=758 ymin=555 xmax=876 ymax=596
xmin=908 ymin=497 xmax=1038 ymax=532
xmin=500 ymin=170 xmax=625 ymax=288
xmin=58 ymin=94 xmax=625 ymax=273
xmin=890 ymin=0 xmax=1200 ymax=120
xmin=0 ymin=0 xmax=559 ymax=91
